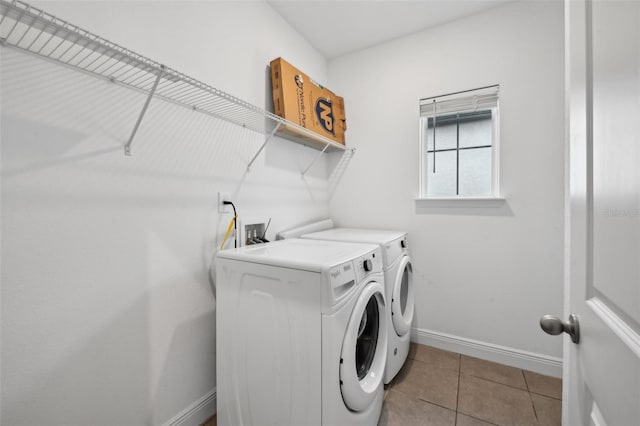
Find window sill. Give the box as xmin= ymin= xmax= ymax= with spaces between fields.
xmin=415 ymin=197 xmax=506 ymax=208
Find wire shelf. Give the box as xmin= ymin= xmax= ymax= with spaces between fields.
xmin=0 ymin=0 xmax=350 ymax=164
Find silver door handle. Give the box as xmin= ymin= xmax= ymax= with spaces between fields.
xmin=540 ymin=314 xmax=580 ymax=344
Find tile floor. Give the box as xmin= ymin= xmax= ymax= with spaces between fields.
xmin=380 ymin=343 xmax=562 ymax=426
xmin=202 ymin=343 xmax=562 ymax=426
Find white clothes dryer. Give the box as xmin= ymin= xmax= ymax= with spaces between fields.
xmin=215 ymin=239 xmax=388 ymax=426
xmin=301 ymin=228 xmax=414 ymax=385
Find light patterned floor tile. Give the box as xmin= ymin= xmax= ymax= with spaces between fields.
xmin=458 ymin=374 xmax=537 ymax=426
xmin=378 ymin=389 xmax=456 ymax=426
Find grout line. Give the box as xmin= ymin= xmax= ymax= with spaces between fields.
xmin=456 ymin=411 xmax=501 ymax=426
xmin=522 ymin=369 xmax=539 ymax=422
xmin=465 ymin=373 xmax=529 ymax=392
xmin=530 ymin=394 xmax=539 ymax=422
xmin=414 ymin=396 xmax=457 ymax=413
xmin=530 ymin=390 xmax=563 ymax=401
xmin=522 ymin=369 xmax=530 ymax=391
xmin=455 ymin=353 xmax=461 ymax=424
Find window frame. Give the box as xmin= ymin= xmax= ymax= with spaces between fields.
xmin=418 ymin=86 xmax=502 ymax=203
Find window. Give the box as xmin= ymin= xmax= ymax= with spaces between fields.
xmin=419 ymin=85 xmax=500 ymax=198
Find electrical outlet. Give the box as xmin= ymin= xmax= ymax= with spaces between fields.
xmin=218 ymin=192 xmax=230 ymax=213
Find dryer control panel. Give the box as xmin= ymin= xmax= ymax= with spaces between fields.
xmin=384 ymin=236 xmax=408 ymax=267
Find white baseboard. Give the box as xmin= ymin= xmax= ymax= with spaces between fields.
xmin=163 ymin=388 xmax=217 ymax=426
xmin=412 ymin=327 xmax=562 ymax=378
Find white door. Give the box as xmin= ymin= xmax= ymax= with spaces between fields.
xmin=564 ymin=0 xmax=640 ymax=424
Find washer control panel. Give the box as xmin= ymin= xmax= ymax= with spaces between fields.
xmin=354 ymin=248 xmax=382 ymax=283
xmin=329 ymin=261 xmax=356 ymax=290
xmin=327 ymin=247 xmax=382 ymax=306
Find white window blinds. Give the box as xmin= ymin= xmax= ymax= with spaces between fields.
xmin=420 ymin=85 xmax=500 ymax=117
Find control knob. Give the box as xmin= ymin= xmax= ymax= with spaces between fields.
xmin=363 ymin=259 xmax=373 ymax=272
xmin=400 ymin=239 xmax=406 ymax=248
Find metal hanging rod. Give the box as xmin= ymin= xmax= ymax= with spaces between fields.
xmin=0 ymin=0 xmax=349 ymax=157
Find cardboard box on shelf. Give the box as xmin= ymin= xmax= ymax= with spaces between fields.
xmin=270 ymin=57 xmax=346 ymax=145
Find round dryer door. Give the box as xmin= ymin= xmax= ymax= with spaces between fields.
xmin=391 ymin=256 xmax=415 ymax=337
xmin=340 ymin=281 xmax=387 ymax=412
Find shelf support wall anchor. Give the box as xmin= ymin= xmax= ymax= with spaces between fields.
xmin=246 ymin=121 xmax=281 ymax=171
xmin=124 ymin=65 xmax=165 ymax=156
xmin=301 ymin=142 xmax=331 ymax=178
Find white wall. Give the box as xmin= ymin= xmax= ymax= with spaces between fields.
xmin=1 ymin=1 xmax=337 ymax=425
xmin=327 ymin=1 xmax=565 ymax=372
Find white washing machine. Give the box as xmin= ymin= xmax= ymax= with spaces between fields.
xmin=215 ymin=238 xmax=388 ymax=426
xmin=300 ymin=228 xmax=414 ymax=385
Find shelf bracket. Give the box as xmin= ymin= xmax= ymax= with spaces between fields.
xmin=124 ymin=65 xmax=165 ymax=156
xmin=301 ymin=142 xmax=331 ymax=178
xmin=247 ymin=122 xmax=281 ymax=171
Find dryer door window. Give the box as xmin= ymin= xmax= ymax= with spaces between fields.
xmin=392 ymin=256 xmax=415 ymax=337
xmin=340 ymin=281 xmax=388 ymax=412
